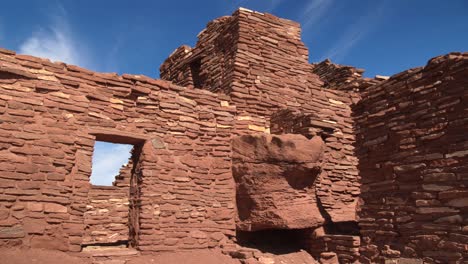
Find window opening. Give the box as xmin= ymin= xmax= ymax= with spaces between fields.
xmin=190 ymin=59 xmax=204 ymax=88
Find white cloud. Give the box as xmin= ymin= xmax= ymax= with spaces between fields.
xmin=18 ymin=8 xmax=90 ymax=67
xmin=90 ymin=142 xmax=133 ymax=186
xmin=320 ymin=1 xmax=388 ymax=62
xmin=300 ymin=0 xmax=335 ymax=31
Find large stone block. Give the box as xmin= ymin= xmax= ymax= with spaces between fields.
xmin=0 ymin=226 xmax=25 ymax=239
xmin=232 ymin=134 xmax=325 ymax=231
xmin=44 ymin=203 xmax=68 ymax=213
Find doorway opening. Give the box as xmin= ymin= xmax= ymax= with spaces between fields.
xmin=82 ymin=134 xmax=144 ymax=251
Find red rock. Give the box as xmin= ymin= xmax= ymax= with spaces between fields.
xmin=0 ymin=226 xmax=25 ymax=238
xmin=320 ymin=252 xmax=339 ymax=264
xmin=0 ymin=8 xmax=465 ymax=264
xmin=233 ymin=134 xmax=325 ymax=231
xmin=44 ymin=203 xmax=68 ymax=213
xmin=30 ymin=235 xmax=69 ymax=251
xmin=23 ymin=218 xmax=46 ymax=234
xmin=26 ymin=202 xmax=43 ymax=212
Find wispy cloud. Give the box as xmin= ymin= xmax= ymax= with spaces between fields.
xmin=90 ymin=142 xmax=133 ymax=186
xmin=321 ymin=1 xmax=389 ymax=62
xmin=266 ymin=0 xmax=284 ymax=13
xmin=0 ymin=19 xmax=4 ymax=42
xmin=300 ymin=0 xmax=335 ymax=31
xmin=104 ymin=33 xmax=126 ymax=73
xmin=18 ymin=6 xmax=91 ymax=68
xmin=225 ymin=0 xmax=248 ymax=14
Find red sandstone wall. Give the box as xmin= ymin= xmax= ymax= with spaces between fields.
xmin=113 ymin=160 xmax=133 ymax=188
xmin=82 ymin=162 xmax=133 ymax=245
xmin=0 ymin=48 xmax=236 ymax=252
xmin=161 ymin=8 xmax=360 ymax=225
xmin=270 ymin=109 xmax=360 ymax=224
xmin=355 ymin=53 xmax=468 ymax=263
xmin=160 ymin=15 xmax=238 ymax=94
xmin=2 ymin=7 xmax=464 ymax=262
xmin=307 ymin=233 xmax=361 ymax=263
xmin=311 ymin=59 xmax=381 ymax=92
xmin=83 ymin=186 xmax=130 ymax=245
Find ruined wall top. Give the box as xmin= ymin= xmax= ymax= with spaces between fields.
xmin=160 ymin=8 xmax=317 ymax=97
xmin=311 ymin=59 xmax=384 ymax=92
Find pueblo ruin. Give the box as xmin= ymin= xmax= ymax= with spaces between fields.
xmin=0 ymin=8 xmax=466 ymax=264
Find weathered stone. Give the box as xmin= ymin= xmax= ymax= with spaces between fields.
xmin=44 ymin=203 xmax=68 ymax=213
xmin=446 ymin=198 xmax=468 ymax=208
xmin=320 ymin=252 xmax=339 ymax=263
xmin=355 ymin=48 xmax=468 ymax=264
xmin=0 ymin=7 xmax=465 ymax=264
xmin=233 ymin=134 xmax=325 ymax=231
xmin=190 ymin=230 xmax=207 ymax=239
xmin=151 ymin=137 xmax=165 ymax=149
xmin=0 ymin=226 xmax=25 ymax=238
xmin=30 ymin=235 xmax=68 ymax=251
xmin=23 ymin=218 xmax=46 ymax=234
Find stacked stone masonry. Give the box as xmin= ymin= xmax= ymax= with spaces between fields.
xmin=83 ymin=185 xmax=130 ymax=245
xmin=0 ymin=7 xmax=466 ymax=264
xmin=161 ymin=8 xmax=361 ymax=226
xmin=355 ymin=53 xmax=468 ymax=263
xmin=311 ymin=59 xmax=383 ymax=92
xmin=82 ymin=162 xmax=133 ymax=245
xmin=0 ymin=47 xmax=237 ymax=252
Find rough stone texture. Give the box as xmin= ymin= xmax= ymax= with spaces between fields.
xmin=0 ymin=48 xmax=236 ymax=252
xmin=311 ymin=59 xmax=382 ymax=92
xmin=270 ymin=109 xmax=360 ymax=223
xmin=232 ymin=134 xmax=325 ymax=231
xmin=161 ymin=8 xmax=360 ymax=226
xmin=355 ymin=53 xmax=468 ymax=263
xmin=0 ymin=6 xmax=466 ymax=264
xmin=319 ymin=252 xmax=339 ymax=264
xmin=270 ymin=250 xmax=319 ymax=264
xmin=82 ymin=162 xmax=132 ymax=245
xmin=83 ymin=186 xmax=130 ymax=245
xmin=322 ymin=235 xmax=360 ymax=263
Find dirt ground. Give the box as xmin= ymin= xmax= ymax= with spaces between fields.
xmin=0 ymin=248 xmax=88 ymax=264
xmin=127 ymin=250 xmax=241 ymax=264
xmin=0 ymin=248 xmax=241 ymax=264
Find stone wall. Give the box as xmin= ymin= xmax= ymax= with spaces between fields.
xmin=113 ymin=160 xmax=133 ymax=188
xmin=270 ymin=109 xmax=360 ymax=224
xmin=82 ymin=162 xmax=133 ymax=245
xmin=0 ymin=7 xmax=466 ymax=264
xmin=0 ymin=48 xmax=236 ymax=252
xmin=161 ymin=8 xmax=360 ymax=226
xmin=83 ymin=186 xmax=130 ymax=245
xmin=308 ymin=234 xmax=361 ymax=263
xmin=160 ymin=15 xmax=238 ymax=94
xmin=311 ymin=59 xmax=381 ymax=92
xmin=355 ymin=52 xmax=468 ymax=263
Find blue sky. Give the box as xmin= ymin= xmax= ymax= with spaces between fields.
xmin=89 ymin=142 xmax=132 ymax=186
xmin=1 ymin=0 xmax=467 ymax=184
xmin=1 ymin=1 xmax=467 ymax=78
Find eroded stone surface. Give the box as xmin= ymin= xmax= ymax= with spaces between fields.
xmin=233 ymin=134 xmax=325 ymax=231
xmin=0 ymin=6 xmax=466 ymax=264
